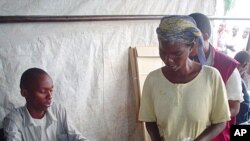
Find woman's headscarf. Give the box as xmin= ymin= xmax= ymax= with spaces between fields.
xmin=156 ymin=15 xmax=206 ymax=64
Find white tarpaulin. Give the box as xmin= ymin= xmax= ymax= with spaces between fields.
xmin=0 ymin=0 xmax=216 ymax=140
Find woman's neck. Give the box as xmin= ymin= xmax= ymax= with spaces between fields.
xmin=163 ymin=60 xmax=201 ymax=83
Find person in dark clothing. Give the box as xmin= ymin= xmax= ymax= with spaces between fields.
xmin=189 ymin=12 xmax=243 ymax=141
xmin=234 ymin=51 xmax=250 ymax=124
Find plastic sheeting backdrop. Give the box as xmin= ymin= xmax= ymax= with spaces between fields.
xmin=0 ymin=0 xmax=216 ymax=140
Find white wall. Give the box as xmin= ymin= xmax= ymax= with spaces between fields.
xmin=0 ymin=0 xmax=216 ymax=140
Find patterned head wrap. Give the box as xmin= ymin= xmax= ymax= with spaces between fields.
xmin=156 ymin=15 xmax=206 ymax=64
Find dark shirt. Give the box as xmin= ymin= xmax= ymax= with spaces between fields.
xmin=236 ymin=80 xmax=250 ymax=124
xmin=0 ymin=128 xmax=3 ymax=141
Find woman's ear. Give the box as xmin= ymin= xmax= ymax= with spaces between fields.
xmin=189 ymin=41 xmax=198 ymax=58
xmin=190 ymin=45 xmax=194 ymax=51
xmin=191 ymin=41 xmax=198 ymax=52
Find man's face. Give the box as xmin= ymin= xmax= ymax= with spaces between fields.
xmin=24 ymin=74 xmax=53 ymax=112
xmin=239 ymin=62 xmax=249 ymax=76
xmin=218 ymin=24 xmax=225 ymax=32
xmin=242 ymin=30 xmax=249 ymax=39
xmin=232 ymin=27 xmax=238 ymax=36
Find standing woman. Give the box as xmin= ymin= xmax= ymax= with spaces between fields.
xmin=138 ymin=16 xmax=230 ymax=141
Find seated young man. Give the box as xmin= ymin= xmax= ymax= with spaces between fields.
xmin=3 ymin=67 xmax=88 ymax=141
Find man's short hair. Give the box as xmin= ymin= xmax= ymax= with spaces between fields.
xmin=189 ymin=13 xmax=211 ymax=38
xmin=20 ymin=68 xmax=48 ymax=89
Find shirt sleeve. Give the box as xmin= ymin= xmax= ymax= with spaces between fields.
xmin=3 ymin=113 xmax=22 ymax=141
xmin=60 ymin=105 xmax=89 ymax=141
xmin=210 ymin=69 xmax=231 ymax=124
xmin=138 ymin=74 xmax=156 ymax=122
xmin=226 ymin=68 xmax=244 ymax=102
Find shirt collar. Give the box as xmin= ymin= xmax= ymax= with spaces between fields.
xmin=205 ymin=45 xmax=214 ymax=66
xmin=23 ymin=103 xmax=57 ymax=127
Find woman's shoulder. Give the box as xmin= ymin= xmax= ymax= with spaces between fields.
xmin=145 ymin=68 xmax=164 ymax=83
xmin=201 ymin=65 xmax=221 ymax=76
xmin=148 ymin=68 xmax=162 ymax=77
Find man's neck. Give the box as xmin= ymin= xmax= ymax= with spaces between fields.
xmin=203 ymin=41 xmax=210 ymax=59
xmin=26 ymin=105 xmax=46 ymax=119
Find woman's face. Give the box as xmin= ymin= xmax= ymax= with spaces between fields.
xmin=159 ymin=39 xmax=192 ymax=72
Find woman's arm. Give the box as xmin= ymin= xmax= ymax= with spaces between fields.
xmin=145 ymin=122 xmax=161 ymax=141
xmin=194 ymin=122 xmax=226 ymax=141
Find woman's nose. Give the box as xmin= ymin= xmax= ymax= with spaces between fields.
xmin=166 ymin=55 xmax=174 ymax=63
